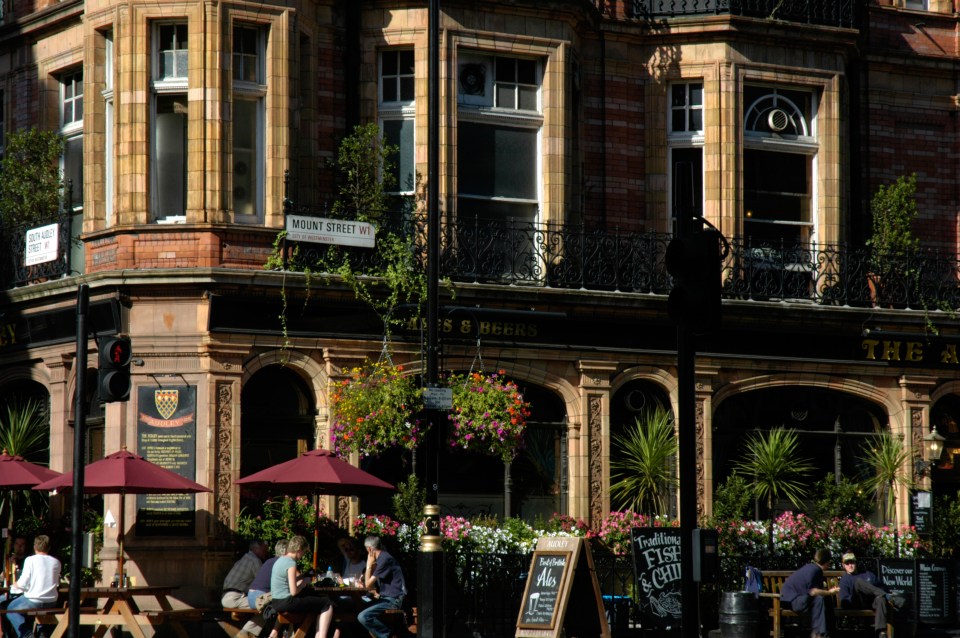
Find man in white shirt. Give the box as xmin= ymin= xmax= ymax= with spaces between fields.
xmin=6 ymin=535 xmax=61 ymax=638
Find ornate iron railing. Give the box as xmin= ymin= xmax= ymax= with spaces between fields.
xmin=284 ymin=214 xmax=960 ymax=311
xmin=0 ymin=215 xmax=73 ymax=289
xmin=631 ymin=0 xmax=857 ymax=28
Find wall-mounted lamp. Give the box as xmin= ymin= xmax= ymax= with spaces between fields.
xmin=915 ymin=426 xmax=946 ymax=478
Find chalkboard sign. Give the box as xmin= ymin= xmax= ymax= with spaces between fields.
xmin=631 ymin=527 xmax=682 ymax=629
xmin=917 ymin=560 xmax=953 ymax=624
xmin=910 ymin=490 xmax=932 ymax=535
xmin=879 ymin=559 xmax=915 ymax=596
xmin=518 ymin=552 xmax=569 ymax=628
xmin=516 ymin=537 xmax=609 ymax=638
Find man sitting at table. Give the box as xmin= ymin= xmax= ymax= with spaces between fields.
xmin=357 ymin=536 xmax=406 ymax=638
xmin=6 ymin=535 xmax=60 ymax=638
xmin=222 ymin=539 xmax=268 ymax=610
xmin=241 ymin=539 xmax=288 ymax=638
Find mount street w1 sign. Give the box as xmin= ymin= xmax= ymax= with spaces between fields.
xmin=286 ymin=215 xmax=376 ymax=248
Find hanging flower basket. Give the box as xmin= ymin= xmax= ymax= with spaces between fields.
xmin=447 ymin=370 xmax=531 ymax=463
xmin=331 ymin=360 xmax=424 ymax=458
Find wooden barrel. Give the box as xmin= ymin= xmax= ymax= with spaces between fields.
xmin=719 ymin=591 xmax=758 ymax=638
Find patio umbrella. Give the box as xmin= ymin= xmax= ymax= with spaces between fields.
xmin=236 ymin=448 xmax=394 ymax=570
xmin=0 ymin=450 xmax=63 ymax=571
xmin=33 ymin=447 xmax=210 ymax=583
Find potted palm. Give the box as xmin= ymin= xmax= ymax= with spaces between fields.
xmin=609 ymin=406 xmax=678 ymax=516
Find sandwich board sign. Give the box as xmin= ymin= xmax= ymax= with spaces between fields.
xmin=516 ymin=536 xmax=610 ymax=638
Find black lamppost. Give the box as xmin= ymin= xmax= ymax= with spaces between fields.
xmin=418 ymin=2 xmax=443 ymax=638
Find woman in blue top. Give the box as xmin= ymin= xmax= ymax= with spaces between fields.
xmin=261 ymin=536 xmax=334 ymax=638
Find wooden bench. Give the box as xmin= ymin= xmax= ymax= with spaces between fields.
xmin=220 ymin=605 xmax=415 ymax=637
xmin=760 ymin=571 xmax=894 ymax=638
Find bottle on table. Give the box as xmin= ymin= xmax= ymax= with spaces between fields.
xmin=325 ymin=565 xmax=335 ymax=583
xmin=110 ymin=572 xmax=119 ymax=588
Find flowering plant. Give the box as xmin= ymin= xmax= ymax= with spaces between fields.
xmin=353 ymin=513 xmax=401 ymax=538
xmin=331 ymin=360 xmax=424 ymax=458
xmin=447 ymin=370 xmax=531 ymax=462
xmin=587 ymin=510 xmax=679 ymax=555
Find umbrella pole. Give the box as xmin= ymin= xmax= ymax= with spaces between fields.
xmin=117 ymin=492 xmax=125 ymax=586
xmin=312 ymin=492 xmax=319 ymax=573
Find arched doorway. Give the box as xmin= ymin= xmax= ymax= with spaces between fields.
xmin=240 ymin=366 xmax=316 ymax=477
xmin=930 ymin=394 xmax=960 ymax=500
xmin=436 ymin=378 xmax=567 ymax=522
xmin=713 ymin=386 xmax=886 ymax=517
xmin=610 ymin=380 xmax=674 ymax=516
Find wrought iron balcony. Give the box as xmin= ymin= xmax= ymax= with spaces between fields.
xmin=285 ymin=213 xmax=960 ymax=311
xmin=630 ymin=0 xmax=857 ymax=29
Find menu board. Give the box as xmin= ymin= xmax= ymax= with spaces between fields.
xmin=910 ymin=490 xmax=932 ymax=535
xmin=631 ymin=528 xmax=682 ymax=629
xmin=917 ymin=560 xmax=953 ymax=624
xmin=135 ymin=385 xmax=198 ymax=536
xmin=516 ymin=537 xmax=609 ymax=638
xmin=879 ymin=559 xmax=915 ymax=595
xmin=518 ymin=552 xmax=569 ymax=628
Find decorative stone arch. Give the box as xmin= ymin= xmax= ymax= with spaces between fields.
xmin=242 ymin=349 xmax=329 ymax=410
xmin=712 ymin=373 xmax=898 ymax=521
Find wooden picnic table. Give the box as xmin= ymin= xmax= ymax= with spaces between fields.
xmin=47 ymin=585 xmax=188 ymax=638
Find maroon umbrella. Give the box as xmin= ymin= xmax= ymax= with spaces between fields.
xmin=0 ymin=450 xmax=62 ymax=565
xmin=236 ymin=448 xmax=394 ymax=569
xmin=33 ymin=448 xmax=210 ymax=583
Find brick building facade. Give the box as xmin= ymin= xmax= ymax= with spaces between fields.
xmin=1 ymin=0 xmax=960 ymax=605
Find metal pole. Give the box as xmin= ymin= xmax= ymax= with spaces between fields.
xmin=69 ymin=284 xmax=89 ymax=638
xmin=418 ymin=1 xmax=443 ymax=638
xmin=675 ymin=210 xmax=699 ymax=638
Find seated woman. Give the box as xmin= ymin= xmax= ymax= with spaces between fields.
xmin=261 ymin=536 xmax=335 ymax=638
xmin=336 ymin=537 xmax=366 ymax=584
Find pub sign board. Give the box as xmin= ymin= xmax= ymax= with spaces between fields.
xmin=910 ymin=490 xmax=932 ymax=536
xmin=135 ymin=385 xmax=198 ymax=536
xmin=516 ymin=537 xmax=609 ymax=638
xmin=631 ymin=527 xmax=682 ymax=629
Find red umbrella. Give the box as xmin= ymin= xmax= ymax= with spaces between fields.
xmin=0 ymin=450 xmax=62 ymax=572
xmin=236 ymin=449 xmax=394 ymax=569
xmin=33 ymin=448 xmax=210 ymax=583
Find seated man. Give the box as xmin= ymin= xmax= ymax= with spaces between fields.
xmin=6 ymin=535 xmax=61 ymax=638
xmin=780 ymin=548 xmax=839 ymax=638
xmin=838 ymin=552 xmax=905 ymax=638
xmin=358 ymin=536 xmax=406 ymax=638
xmin=222 ymin=540 xmax=268 ymax=610
xmin=242 ymin=539 xmax=289 ymax=638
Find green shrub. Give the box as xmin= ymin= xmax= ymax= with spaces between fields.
xmin=811 ymin=473 xmax=874 ymax=521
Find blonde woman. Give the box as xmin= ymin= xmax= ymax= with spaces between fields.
xmin=261 ymin=536 xmax=334 ymax=638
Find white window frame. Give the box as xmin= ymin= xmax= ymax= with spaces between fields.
xmin=742 ymin=85 xmax=819 ymax=247
xmin=151 ymin=21 xmax=189 ymax=223
xmin=905 ymin=0 xmax=928 ymax=9
xmin=103 ymin=31 xmax=114 ymax=225
xmin=668 ymin=81 xmax=705 ymax=232
xmin=456 ymin=51 xmax=543 ymax=223
xmin=379 ymin=49 xmax=415 ymax=196
xmin=231 ymin=24 xmax=266 ymax=224
xmin=61 ymin=70 xmax=84 ymax=212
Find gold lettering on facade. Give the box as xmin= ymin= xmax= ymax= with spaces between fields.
xmin=0 ymin=323 xmax=16 ymax=347
xmin=882 ymin=340 xmax=901 ymax=361
xmin=862 ymin=339 xmax=879 ymax=360
xmin=905 ymin=342 xmax=923 ymax=362
xmin=941 ymin=344 xmax=959 ymax=364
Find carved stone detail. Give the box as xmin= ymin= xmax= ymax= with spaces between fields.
xmin=695 ymin=399 xmax=705 ymax=520
xmin=338 ymin=496 xmax=351 ymax=530
xmin=589 ymin=394 xmax=604 ymax=527
xmin=911 ymin=407 xmax=923 ymax=452
xmin=216 ymin=382 xmax=234 ymax=531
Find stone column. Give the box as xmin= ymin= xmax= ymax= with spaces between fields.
xmin=899 ymin=375 xmax=936 ymax=526
xmin=576 ymin=360 xmax=618 ymax=527
xmin=695 ymin=366 xmax=719 ymax=522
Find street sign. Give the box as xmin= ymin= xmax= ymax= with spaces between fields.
xmin=285 ymin=215 xmax=376 ymax=248
xmin=24 ymin=222 xmax=59 ymax=266
xmin=423 ymin=387 xmax=452 ymax=410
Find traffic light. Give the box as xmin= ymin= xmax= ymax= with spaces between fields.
xmin=98 ymin=336 xmax=132 ymax=402
xmin=665 ymin=229 xmax=722 ymax=331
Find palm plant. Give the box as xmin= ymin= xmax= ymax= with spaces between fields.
xmin=0 ymin=397 xmax=51 ymax=547
xmin=610 ymin=407 xmax=678 ymax=516
xmin=860 ymin=432 xmax=911 ymax=526
xmin=732 ymin=427 xmax=814 ymax=519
